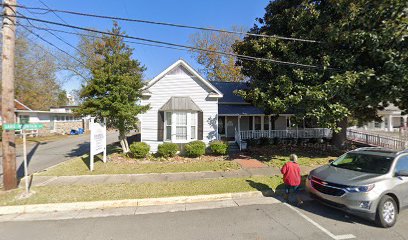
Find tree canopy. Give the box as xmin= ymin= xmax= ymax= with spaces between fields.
xmin=1 ymin=30 xmax=67 ymax=110
xmin=190 ymin=26 xmax=246 ymax=82
xmin=75 ymin=23 xmax=149 ymax=152
xmin=234 ymin=0 xmax=408 ymax=145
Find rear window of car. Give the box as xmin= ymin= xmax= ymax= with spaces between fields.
xmin=331 ymin=152 xmax=394 ymax=174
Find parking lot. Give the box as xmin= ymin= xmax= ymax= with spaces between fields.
xmin=1 ymin=198 xmax=407 ymax=240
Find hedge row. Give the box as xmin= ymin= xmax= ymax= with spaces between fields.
xmin=129 ymin=140 xmax=229 ymax=159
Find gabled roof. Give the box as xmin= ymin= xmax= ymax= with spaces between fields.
xmin=0 ymin=97 xmax=32 ymax=111
xmin=144 ymin=59 xmax=223 ymax=98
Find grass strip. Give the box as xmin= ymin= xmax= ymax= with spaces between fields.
xmin=0 ymin=176 xmax=283 ymax=206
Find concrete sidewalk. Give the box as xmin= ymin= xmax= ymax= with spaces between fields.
xmin=24 ymin=166 xmax=281 ymax=187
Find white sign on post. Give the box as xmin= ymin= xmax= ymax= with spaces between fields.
xmin=90 ymin=117 xmax=107 ymax=171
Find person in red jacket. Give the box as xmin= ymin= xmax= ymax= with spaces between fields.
xmin=281 ymin=154 xmax=303 ymax=205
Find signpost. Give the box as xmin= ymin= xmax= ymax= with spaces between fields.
xmin=3 ymin=123 xmax=44 ymax=195
xmin=89 ymin=118 xmax=107 ymax=171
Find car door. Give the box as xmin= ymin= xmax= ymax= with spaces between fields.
xmin=394 ymin=155 xmax=408 ymax=207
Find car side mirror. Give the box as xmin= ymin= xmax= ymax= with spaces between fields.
xmin=395 ymin=170 xmax=408 ymax=177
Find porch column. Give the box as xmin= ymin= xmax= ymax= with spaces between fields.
xmin=261 ymin=115 xmax=264 ymax=130
xmin=388 ymin=115 xmax=393 ymax=132
xmin=404 ymin=116 xmax=408 ymax=128
xmin=225 ymin=116 xmax=228 ymax=137
xmin=238 ymin=116 xmax=241 ymax=139
xmin=380 ymin=116 xmax=385 ymax=130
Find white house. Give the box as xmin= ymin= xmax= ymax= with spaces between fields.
xmin=358 ymin=104 xmax=408 ymax=132
xmin=140 ymin=60 xmax=223 ymax=152
xmin=140 ymin=59 xmax=332 ymax=152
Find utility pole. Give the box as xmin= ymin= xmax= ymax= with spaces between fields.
xmin=1 ymin=0 xmax=17 ymax=190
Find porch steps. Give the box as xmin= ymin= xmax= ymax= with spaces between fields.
xmin=228 ymin=142 xmax=240 ymax=154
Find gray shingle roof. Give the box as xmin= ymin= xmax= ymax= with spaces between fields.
xmin=211 ymin=81 xmax=248 ymax=103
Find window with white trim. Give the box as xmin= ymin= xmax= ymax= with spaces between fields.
xmin=164 ymin=112 xmax=197 ymax=142
xmin=191 ymin=112 xmax=197 ymax=140
xmin=176 ymin=112 xmax=187 ymax=140
xmin=165 ymin=112 xmax=172 ymax=141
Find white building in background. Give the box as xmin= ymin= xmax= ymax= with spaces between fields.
xmin=361 ymin=105 xmax=408 ymax=132
xmin=66 ymin=93 xmax=76 ymax=106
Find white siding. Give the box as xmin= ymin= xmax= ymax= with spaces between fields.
xmin=140 ymin=66 xmax=218 ymax=152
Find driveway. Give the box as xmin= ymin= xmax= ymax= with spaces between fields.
xmin=0 ymin=131 xmax=120 ymax=180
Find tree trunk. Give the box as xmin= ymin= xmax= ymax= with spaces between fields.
xmin=331 ymin=118 xmax=348 ymax=149
xmin=119 ymin=130 xmax=129 ymax=153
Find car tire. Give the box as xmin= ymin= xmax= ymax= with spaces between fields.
xmin=376 ymin=195 xmax=398 ymax=228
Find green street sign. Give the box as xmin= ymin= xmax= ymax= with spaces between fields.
xmin=3 ymin=123 xmax=44 ymax=130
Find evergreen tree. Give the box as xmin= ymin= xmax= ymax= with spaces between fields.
xmin=76 ymin=23 xmax=149 ymax=153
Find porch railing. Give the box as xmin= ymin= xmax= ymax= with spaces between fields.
xmin=239 ymin=128 xmax=332 ymax=140
xmin=346 ymin=129 xmax=408 ymax=150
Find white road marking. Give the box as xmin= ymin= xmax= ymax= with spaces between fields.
xmin=284 ymin=203 xmax=356 ymax=240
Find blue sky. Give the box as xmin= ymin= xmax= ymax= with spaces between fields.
xmin=18 ymin=0 xmax=270 ymax=92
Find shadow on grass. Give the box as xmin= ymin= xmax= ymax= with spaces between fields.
xmin=16 ymin=142 xmax=45 ymax=179
xmin=246 ymin=179 xmax=274 ymax=197
xmin=248 ymin=145 xmax=345 ymax=162
xmin=80 ymin=144 xmax=123 ymax=170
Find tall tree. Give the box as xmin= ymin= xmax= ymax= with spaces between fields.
xmin=234 ymin=0 xmax=408 ymax=147
xmin=75 ymin=23 xmax=149 ymax=153
xmin=190 ymin=26 xmax=246 ymax=82
xmin=1 ymin=30 xmax=66 ymax=110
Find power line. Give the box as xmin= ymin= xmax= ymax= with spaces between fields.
xmin=18 ymin=23 xmax=88 ymax=70
xmin=11 ymin=15 xmax=332 ymax=70
xmin=16 ymin=27 xmax=89 ymax=81
xmin=19 ymin=12 xmax=87 ymax=58
xmin=6 ymin=3 xmax=321 ymax=43
xmin=20 ymin=2 xmax=88 ymax=58
xmin=17 ymin=23 xmax=199 ymax=53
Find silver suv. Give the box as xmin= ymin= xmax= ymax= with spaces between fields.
xmin=306 ymin=147 xmax=408 ymax=228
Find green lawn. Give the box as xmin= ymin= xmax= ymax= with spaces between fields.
xmin=0 ymin=176 xmax=283 ymax=206
xmin=38 ymin=155 xmax=241 ymax=176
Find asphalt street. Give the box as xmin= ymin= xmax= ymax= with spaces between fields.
xmin=0 ymin=131 xmax=120 ymax=179
xmin=1 ymin=200 xmax=407 ymax=240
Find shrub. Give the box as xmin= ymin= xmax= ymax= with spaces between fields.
xmin=157 ymin=142 xmax=179 ymax=158
xmin=259 ymin=137 xmax=270 ymax=146
xmin=209 ymin=140 xmax=228 ymax=155
xmin=247 ymin=138 xmax=259 ymax=147
xmin=129 ymin=142 xmax=150 ymax=159
xmin=184 ymin=140 xmax=206 ymax=157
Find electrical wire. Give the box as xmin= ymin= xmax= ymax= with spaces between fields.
xmin=3 ymin=3 xmax=321 ymax=43
xmin=11 ymin=15 xmax=332 ymax=70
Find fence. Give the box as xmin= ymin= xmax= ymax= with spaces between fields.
xmin=347 ymin=129 xmax=408 ymax=150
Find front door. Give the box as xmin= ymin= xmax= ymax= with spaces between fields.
xmin=226 ymin=116 xmax=238 ymax=140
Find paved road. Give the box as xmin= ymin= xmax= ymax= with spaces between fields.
xmin=0 ymin=131 xmax=120 ymax=179
xmin=1 ymin=200 xmax=407 ymax=240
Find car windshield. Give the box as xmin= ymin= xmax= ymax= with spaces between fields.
xmin=331 ymin=152 xmax=394 ymax=174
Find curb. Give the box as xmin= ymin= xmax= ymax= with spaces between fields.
xmin=0 ymin=190 xmax=274 ymax=215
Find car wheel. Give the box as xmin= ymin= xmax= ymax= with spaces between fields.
xmin=376 ymin=195 xmax=398 ymax=228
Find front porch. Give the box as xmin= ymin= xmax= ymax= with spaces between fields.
xmin=218 ymin=115 xmax=332 ymax=150
xmin=218 ymin=115 xmax=293 ymax=141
